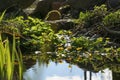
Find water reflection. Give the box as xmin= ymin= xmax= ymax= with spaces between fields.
xmin=23 ymin=60 xmax=113 ymax=80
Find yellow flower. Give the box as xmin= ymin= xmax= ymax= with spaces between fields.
xmin=88 ymin=53 xmax=92 ymax=56
xmin=105 ymin=37 xmax=110 ymax=42
xmin=77 ymin=56 xmax=81 ymax=60
xmin=58 ymin=47 xmax=64 ymax=50
xmin=68 ymin=31 xmax=72 ymax=35
xmin=57 ymin=44 xmax=63 ymax=47
xmin=106 ymin=37 xmax=110 ymax=40
xmin=66 ymin=46 xmax=72 ymax=50
xmin=97 ymin=37 xmax=103 ymax=42
xmin=76 ymin=47 xmax=83 ymax=51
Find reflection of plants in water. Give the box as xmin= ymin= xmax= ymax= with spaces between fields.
xmin=38 ymin=51 xmax=120 ymax=73
xmin=0 ymin=35 xmax=23 ymax=80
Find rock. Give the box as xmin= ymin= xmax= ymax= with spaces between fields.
xmin=65 ymin=0 xmax=105 ymax=10
xmin=31 ymin=0 xmax=51 ymax=18
xmin=45 ymin=19 xmax=75 ymax=32
xmin=28 ymin=0 xmax=120 ymax=18
xmin=0 ymin=0 xmax=13 ymax=11
xmin=52 ymin=2 xmax=63 ymax=10
xmin=107 ymin=0 xmax=120 ymax=8
xmin=0 ymin=0 xmax=35 ymax=11
xmin=0 ymin=0 xmax=120 ymax=18
xmin=17 ymin=0 xmax=35 ymax=9
xmin=26 ymin=0 xmax=106 ymax=18
xmin=31 ymin=0 xmax=64 ymax=18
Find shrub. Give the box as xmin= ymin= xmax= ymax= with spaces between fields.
xmin=76 ymin=4 xmax=108 ymax=28
xmin=103 ymin=10 xmax=120 ymax=27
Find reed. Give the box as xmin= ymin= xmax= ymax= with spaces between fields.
xmin=0 ymin=10 xmax=6 ymax=22
xmin=0 ymin=35 xmax=23 ymax=80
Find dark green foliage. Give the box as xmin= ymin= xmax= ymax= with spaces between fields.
xmin=103 ymin=10 xmax=120 ymax=27
xmin=77 ymin=5 xmax=108 ymax=27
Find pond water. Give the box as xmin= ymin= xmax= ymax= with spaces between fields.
xmin=23 ymin=60 xmax=113 ymax=80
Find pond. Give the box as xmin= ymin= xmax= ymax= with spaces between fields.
xmin=23 ymin=60 xmax=118 ymax=80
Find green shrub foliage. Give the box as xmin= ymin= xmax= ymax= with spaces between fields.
xmin=103 ymin=10 xmax=120 ymax=27
xmin=76 ymin=4 xmax=108 ymax=28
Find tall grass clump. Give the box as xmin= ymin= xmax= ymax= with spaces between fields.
xmin=0 ymin=35 xmax=23 ymax=80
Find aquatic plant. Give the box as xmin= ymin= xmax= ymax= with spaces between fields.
xmin=0 ymin=10 xmax=6 ymax=23
xmin=0 ymin=35 xmax=23 ymax=80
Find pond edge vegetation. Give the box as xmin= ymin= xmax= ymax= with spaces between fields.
xmin=0 ymin=4 xmax=120 ymax=79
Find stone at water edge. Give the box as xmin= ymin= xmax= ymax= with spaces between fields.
xmin=35 ymin=51 xmax=41 ymax=54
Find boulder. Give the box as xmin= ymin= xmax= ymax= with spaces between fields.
xmin=31 ymin=0 xmax=106 ymax=18
xmin=62 ymin=0 xmax=106 ymax=10
xmin=30 ymin=0 xmax=51 ymax=18
xmin=30 ymin=0 xmax=64 ymax=18
xmin=45 ymin=19 xmax=75 ymax=32
xmin=107 ymin=0 xmax=120 ymax=8
xmin=52 ymin=2 xmax=63 ymax=10
xmin=65 ymin=0 xmax=119 ymax=10
xmin=0 ymin=0 xmax=35 ymax=11
xmin=0 ymin=0 xmax=13 ymax=11
xmin=0 ymin=0 xmax=120 ymax=18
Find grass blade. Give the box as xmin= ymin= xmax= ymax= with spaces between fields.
xmin=0 ymin=10 xmax=6 ymax=23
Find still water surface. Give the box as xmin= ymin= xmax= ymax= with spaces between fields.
xmin=23 ymin=60 xmax=112 ymax=80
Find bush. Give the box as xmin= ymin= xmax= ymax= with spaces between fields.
xmin=76 ymin=4 xmax=108 ymax=28
xmin=103 ymin=10 xmax=120 ymax=27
